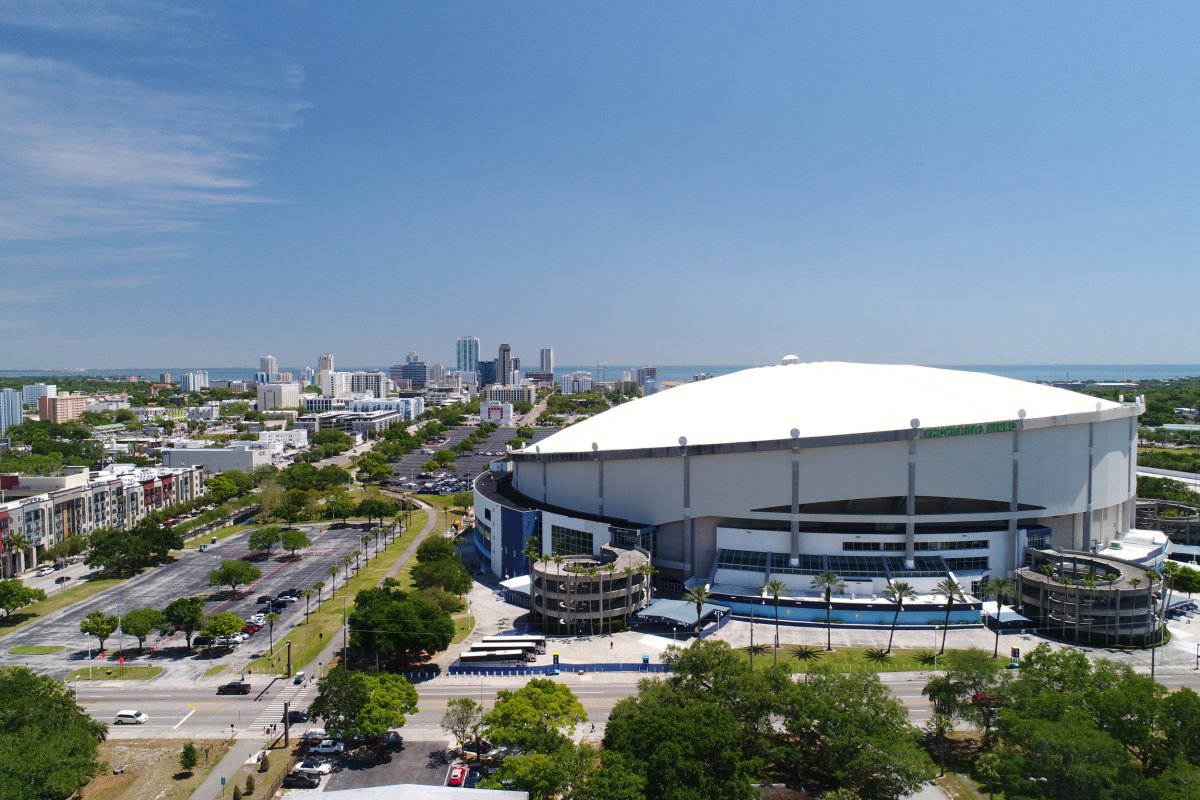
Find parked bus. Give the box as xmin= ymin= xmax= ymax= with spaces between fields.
xmin=459 ymin=649 xmax=535 ymax=664
xmin=478 ymin=635 xmax=547 ymax=654
xmin=467 ymin=642 xmax=540 ymax=657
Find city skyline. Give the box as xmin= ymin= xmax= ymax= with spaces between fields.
xmin=4 ymin=4 xmax=1200 ymax=367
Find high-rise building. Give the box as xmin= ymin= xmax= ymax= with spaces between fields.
xmin=0 ymin=389 xmax=23 ymax=434
xmin=396 ymin=361 xmax=429 ymax=389
xmin=257 ymin=383 xmax=301 ymax=411
xmin=257 ymin=355 xmax=278 ymax=383
xmin=429 ymin=363 xmax=447 ymax=383
xmin=498 ymin=344 xmax=512 ymax=386
xmin=180 ymin=371 xmax=210 ymax=392
xmin=38 ymin=393 xmax=90 ymax=424
xmin=319 ymin=369 xmax=351 ymax=399
xmin=349 ymin=371 xmax=389 ymax=398
xmin=405 ymin=351 xmax=420 ymax=365
xmin=159 ymin=372 xmax=173 ymax=384
xmin=318 ymin=353 xmax=335 ymax=372
xmin=478 ymin=359 xmax=497 ymax=387
xmin=21 ymin=383 xmax=56 ymax=408
xmin=456 ymin=336 xmax=480 ymax=374
xmin=300 ymin=366 xmax=316 ymax=385
xmin=539 ymin=348 xmax=555 ymax=374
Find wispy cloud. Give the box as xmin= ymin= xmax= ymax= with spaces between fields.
xmin=0 ymin=0 xmax=202 ymax=40
xmin=0 ymin=51 xmax=305 ymax=242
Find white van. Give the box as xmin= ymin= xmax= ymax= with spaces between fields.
xmin=114 ymin=710 xmax=149 ymax=725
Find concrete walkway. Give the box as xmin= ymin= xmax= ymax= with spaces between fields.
xmin=188 ymin=498 xmax=439 ymax=800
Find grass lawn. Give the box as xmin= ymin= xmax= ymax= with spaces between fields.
xmin=9 ymin=644 xmax=64 ymax=655
xmin=183 ymin=522 xmax=250 ymax=548
xmin=204 ymin=663 xmax=228 ymax=677
xmin=247 ymin=511 xmax=428 ymax=674
xmin=66 ymin=665 xmax=163 ymax=681
xmin=0 ymin=577 xmax=123 ymax=636
xmin=82 ymin=739 xmax=232 ymax=800
xmin=737 ymin=645 xmax=972 ymax=674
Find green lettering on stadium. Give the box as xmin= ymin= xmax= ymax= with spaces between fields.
xmin=922 ymin=420 xmax=1018 ymax=439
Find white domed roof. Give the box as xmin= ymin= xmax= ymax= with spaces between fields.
xmin=529 ymin=362 xmax=1128 ymax=455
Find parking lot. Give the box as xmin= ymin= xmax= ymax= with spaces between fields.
xmin=0 ymin=523 xmax=380 ymax=681
xmin=388 ymin=426 xmax=561 ymax=492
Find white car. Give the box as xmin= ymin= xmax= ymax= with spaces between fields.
xmin=311 ymin=740 xmax=344 ymax=754
xmin=248 ymin=614 xmax=266 ymax=625
xmin=35 ymin=567 xmax=54 ymax=577
xmin=295 ymin=760 xmax=333 ymax=775
xmin=113 ymin=710 xmax=149 ymax=725
xmin=301 ymin=728 xmax=328 ymax=740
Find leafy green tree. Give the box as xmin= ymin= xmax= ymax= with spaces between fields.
xmin=204 ymin=475 xmax=239 ymax=503
xmin=84 ymin=528 xmax=151 ymax=577
xmin=120 ymin=608 xmax=165 ymax=652
xmin=200 ymin=611 xmax=246 ymax=640
xmin=208 ymin=559 xmax=262 ymax=595
xmin=782 ymin=670 xmax=935 ymax=800
xmin=0 ymin=578 xmax=46 ymax=617
xmin=483 ymin=678 xmax=587 ymax=754
xmin=416 ymin=536 xmax=457 ymax=563
xmin=80 ymin=611 xmax=120 ymax=651
xmin=603 ymin=685 xmax=757 ymax=800
xmin=328 ymin=494 xmax=356 ymax=523
xmin=587 ymin=751 xmax=648 ymax=800
xmin=0 ymin=666 xmax=107 ymax=800
xmin=410 ymin=557 xmax=473 ymax=595
xmin=162 ymin=596 xmax=206 ymax=648
xmin=480 ymin=744 xmax=597 ymax=800
xmin=247 ymin=525 xmax=282 ymax=557
xmin=441 ymin=697 xmax=483 ymax=745
xmin=257 ymin=479 xmax=284 ymax=521
xmin=349 ymin=586 xmax=454 ymax=660
xmin=356 ymin=497 xmax=395 ymax=526
xmin=308 ymin=667 xmax=418 ymax=740
xmin=280 ymin=528 xmax=311 ymax=558
xmin=179 ymin=741 xmax=198 ymax=775
xmin=810 ymin=570 xmax=844 ymax=651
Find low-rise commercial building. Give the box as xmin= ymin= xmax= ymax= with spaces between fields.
xmin=257 ymin=382 xmax=301 ymax=411
xmin=162 ymin=445 xmax=271 ymax=474
xmin=0 ymin=463 xmax=205 ymax=576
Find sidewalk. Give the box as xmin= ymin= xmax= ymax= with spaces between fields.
xmin=188 ymin=499 xmax=439 ymax=800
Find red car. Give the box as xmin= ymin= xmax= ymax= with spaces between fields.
xmin=242 ymin=623 xmax=262 ymax=635
xmin=447 ymin=766 xmax=467 ymax=787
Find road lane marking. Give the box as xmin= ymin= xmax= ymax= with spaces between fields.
xmin=173 ymin=710 xmax=195 ymax=729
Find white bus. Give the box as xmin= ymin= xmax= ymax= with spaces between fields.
xmin=459 ymin=649 xmax=534 ymax=664
xmin=478 ymin=635 xmax=547 ymax=654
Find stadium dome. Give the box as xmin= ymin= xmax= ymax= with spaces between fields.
xmin=529 ymin=361 xmax=1126 ymax=455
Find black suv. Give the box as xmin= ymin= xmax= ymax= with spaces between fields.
xmin=284 ymin=709 xmax=309 ymax=723
xmin=216 ymin=682 xmax=251 ymax=695
xmin=256 ymin=595 xmax=274 ymax=604
xmin=282 ymin=772 xmax=320 ymax=789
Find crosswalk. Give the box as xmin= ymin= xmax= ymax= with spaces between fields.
xmin=250 ymin=681 xmax=318 ymax=730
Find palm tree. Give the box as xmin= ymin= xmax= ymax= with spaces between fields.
xmin=313 ymin=580 xmax=326 ymax=610
xmin=882 ymin=580 xmax=918 ymax=654
xmin=934 ymin=577 xmax=967 ymax=654
xmin=372 ymin=528 xmax=381 ymax=558
xmin=604 ymin=562 xmax=618 ymax=635
xmin=360 ymin=534 xmax=372 ymax=562
xmin=637 ymin=563 xmax=656 ymax=613
xmin=682 ymin=585 xmax=711 ymax=636
xmin=353 ymin=548 xmax=363 ymax=573
xmin=301 ymin=588 xmax=315 ymax=622
xmin=981 ymin=577 xmax=1016 ymax=658
xmin=811 ymin=571 xmax=844 ymax=651
xmin=328 ymin=564 xmax=341 ymax=598
xmin=342 ymin=554 xmax=353 ymax=582
xmin=6 ymin=531 xmax=29 ymax=576
xmin=264 ymin=611 xmax=280 ymax=655
xmin=763 ymin=578 xmax=787 ymax=666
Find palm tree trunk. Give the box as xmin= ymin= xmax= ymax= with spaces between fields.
xmin=992 ymin=595 xmax=1002 ymax=658
xmin=940 ymin=602 xmax=951 ymax=654
xmin=774 ymin=598 xmax=780 ymax=667
xmin=887 ymin=605 xmax=901 ymax=654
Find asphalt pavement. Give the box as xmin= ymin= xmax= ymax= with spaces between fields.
xmin=0 ymin=522 xmax=382 ymax=682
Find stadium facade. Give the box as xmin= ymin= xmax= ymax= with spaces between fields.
xmin=474 ymin=359 xmax=1149 ymax=627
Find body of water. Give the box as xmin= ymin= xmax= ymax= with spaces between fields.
xmin=2 ymin=363 xmax=1199 ymax=384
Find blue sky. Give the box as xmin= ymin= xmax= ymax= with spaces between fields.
xmin=2 ymin=2 xmax=1198 ymax=370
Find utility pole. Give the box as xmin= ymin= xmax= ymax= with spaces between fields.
xmin=286 ymin=640 xmax=292 ymax=678
xmin=283 ymin=701 xmax=290 ymax=748
xmin=342 ymin=600 xmax=349 ymax=669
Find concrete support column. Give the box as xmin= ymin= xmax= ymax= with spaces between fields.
xmin=905 ymin=419 xmax=919 ymax=569
xmin=790 ymin=428 xmax=801 ymax=567
xmin=1008 ymin=410 xmax=1025 ymax=575
xmin=1085 ymin=422 xmax=1095 ymax=551
xmin=680 ymin=437 xmax=693 ymax=575
xmin=592 ymin=442 xmax=603 ymax=517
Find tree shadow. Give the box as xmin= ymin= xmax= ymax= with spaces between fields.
xmin=0 ymin=612 xmax=35 ymax=629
